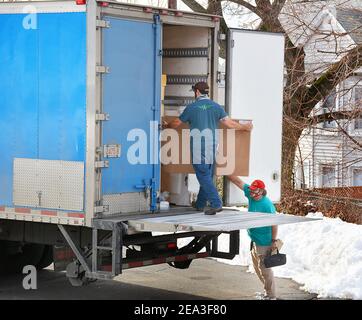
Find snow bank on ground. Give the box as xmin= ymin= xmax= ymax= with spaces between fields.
xmin=215 ymin=210 xmax=362 ymax=300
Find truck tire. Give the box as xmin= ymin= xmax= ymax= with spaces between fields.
xmin=0 ymin=241 xmax=45 ymax=274
xmin=36 ymin=245 xmax=54 ymax=270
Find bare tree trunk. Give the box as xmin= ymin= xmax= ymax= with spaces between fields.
xmin=281 ymin=112 xmax=304 ymax=196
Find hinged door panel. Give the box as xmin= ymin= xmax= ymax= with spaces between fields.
xmin=225 ymin=29 xmax=285 ymax=204
xmin=101 ymin=16 xmax=161 ymax=212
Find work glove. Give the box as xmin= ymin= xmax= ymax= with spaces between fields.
xmin=162 ymin=120 xmax=169 ymax=129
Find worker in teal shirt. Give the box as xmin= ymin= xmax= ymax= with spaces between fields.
xmin=165 ymin=82 xmax=253 ymax=215
xmin=228 ymin=176 xmax=279 ymax=300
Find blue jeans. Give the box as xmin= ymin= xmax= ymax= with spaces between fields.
xmin=193 ymin=163 xmax=222 ymax=209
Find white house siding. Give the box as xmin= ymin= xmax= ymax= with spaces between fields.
xmin=297 ymin=130 xmax=345 ymax=188
xmin=282 ymin=1 xmax=362 ymax=189
xmin=297 ymin=75 xmax=362 ymax=189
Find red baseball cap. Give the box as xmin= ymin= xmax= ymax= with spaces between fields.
xmin=249 ymin=180 xmax=266 ymax=190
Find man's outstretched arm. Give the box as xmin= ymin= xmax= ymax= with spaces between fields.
xmin=221 ymin=118 xmax=253 ymax=131
xmin=227 ymin=175 xmax=246 ymax=190
xmin=272 ymin=226 xmax=278 ymax=241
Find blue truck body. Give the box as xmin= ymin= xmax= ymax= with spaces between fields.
xmin=0 ymin=1 xmax=169 ymax=225
xmin=0 ymin=12 xmax=87 ymax=207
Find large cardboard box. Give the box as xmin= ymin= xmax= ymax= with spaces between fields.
xmin=161 ymin=116 xmax=250 ymax=177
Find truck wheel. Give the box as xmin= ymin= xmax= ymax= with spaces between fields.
xmin=0 ymin=241 xmax=45 ymax=274
xmin=36 ymin=245 xmax=54 ymax=270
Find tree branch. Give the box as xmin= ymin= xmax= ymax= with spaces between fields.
xmin=308 ymin=110 xmax=360 ymax=124
xmin=181 ymin=0 xmax=207 ymax=13
xmin=231 ymin=0 xmax=259 ymax=15
xmin=307 ymin=110 xmax=362 ymax=156
xmin=272 ymin=0 xmax=287 ymax=12
xmin=336 ymin=121 xmax=362 ymax=150
xmin=182 ymin=0 xmax=229 ymax=57
xmin=303 ymin=44 xmax=362 ymax=114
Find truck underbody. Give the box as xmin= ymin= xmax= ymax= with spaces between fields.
xmin=0 ymin=206 xmax=315 ymax=286
xmin=0 ymin=207 xmax=241 ymax=286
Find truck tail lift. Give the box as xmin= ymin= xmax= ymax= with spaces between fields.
xmin=56 ymin=209 xmax=315 ymax=285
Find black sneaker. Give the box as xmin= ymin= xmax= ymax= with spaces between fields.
xmin=204 ymin=207 xmax=223 ymax=215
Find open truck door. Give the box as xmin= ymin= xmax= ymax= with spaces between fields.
xmin=224 ymin=29 xmax=285 ymax=205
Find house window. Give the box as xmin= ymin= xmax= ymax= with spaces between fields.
xmin=354 ymin=117 xmax=362 ymax=130
xmin=322 ymin=91 xmax=336 ymax=128
xmin=354 ymin=88 xmax=362 ymax=129
xmin=323 ymin=120 xmax=336 ymax=128
xmin=321 ymin=166 xmax=335 ymax=187
xmin=352 ymin=168 xmax=362 ymax=186
xmin=355 ymin=87 xmax=362 ymax=108
xmin=322 ymin=91 xmax=336 ymax=110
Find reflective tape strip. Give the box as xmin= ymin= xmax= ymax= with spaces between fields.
xmin=68 ymin=213 xmax=85 ymax=218
xmin=122 ymin=252 xmax=209 ymax=270
xmin=127 ymin=261 xmax=144 ymax=268
xmin=41 ymin=210 xmax=57 ymax=216
xmin=15 ymin=208 xmax=31 ymax=214
xmin=0 ymin=206 xmax=85 ymax=226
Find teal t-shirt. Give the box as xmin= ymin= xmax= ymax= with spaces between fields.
xmin=179 ymin=96 xmax=228 ymax=164
xmin=243 ymin=184 xmax=276 ymax=246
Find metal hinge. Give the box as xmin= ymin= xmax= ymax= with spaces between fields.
xmin=94 ymin=205 xmax=110 ymax=214
xmin=231 ymin=39 xmax=235 ymax=48
xmin=96 ymin=19 xmax=110 ymax=28
xmin=96 ymin=65 xmax=110 ymax=74
xmin=95 ymin=161 xmax=109 ymax=169
xmin=95 ymin=113 xmax=110 ymax=121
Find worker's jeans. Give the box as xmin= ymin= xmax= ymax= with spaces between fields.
xmin=192 ymin=163 xmax=222 ymax=209
xmin=251 ymin=243 xmax=276 ymax=299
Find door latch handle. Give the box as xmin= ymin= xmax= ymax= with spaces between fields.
xmin=135 ymin=184 xmax=151 ymax=199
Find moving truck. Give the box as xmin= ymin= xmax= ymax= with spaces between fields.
xmin=0 ymin=0 xmax=313 ymax=285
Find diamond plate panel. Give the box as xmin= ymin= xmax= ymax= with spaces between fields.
xmin=13 ymin=158 xmax=84 ymax=211
xmin=103 ymin=193 xmax=150 ymax=215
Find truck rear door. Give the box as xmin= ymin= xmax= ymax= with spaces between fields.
xmin=224 ymin=29 xmax=285 ymax=205
xmin=101 ymin=15 xmax=161 ymax=213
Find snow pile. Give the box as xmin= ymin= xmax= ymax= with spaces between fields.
xmin=216 ymin=210 xmax=362 ymax=300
